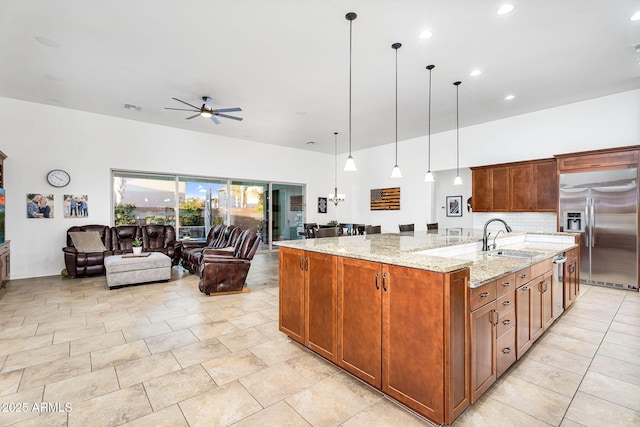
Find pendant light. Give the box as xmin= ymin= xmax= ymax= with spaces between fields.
xmin=424 ymin=64 xmax=435 ymax=183
xmin=328 ymin=132 xmax=346 ymax=205
xmin=453 ymin=81 xmax=463 ymax=186
xmin=343 ymin=12 xmax=358 ymax=172
xmin=390 ymin=42 xmax=402 ymax=179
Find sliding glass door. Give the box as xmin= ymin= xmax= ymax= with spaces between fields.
xmin=272 ymin=183 xmax=304 ymax=245
xmin=177 ymin=177 xmax=227 ymax=240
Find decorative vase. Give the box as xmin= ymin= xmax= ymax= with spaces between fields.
xmin=132 ymin=246 xmax=142 ymax=255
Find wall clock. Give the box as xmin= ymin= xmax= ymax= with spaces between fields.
xmin=46 ymin=169 xmax=71 ymax=187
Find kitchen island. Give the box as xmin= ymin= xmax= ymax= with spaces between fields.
xmin=278 ymin=229 xmax=578 ymax=425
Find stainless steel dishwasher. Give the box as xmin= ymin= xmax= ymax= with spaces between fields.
xmin=552 ymin=253 xmax=567 ymax=319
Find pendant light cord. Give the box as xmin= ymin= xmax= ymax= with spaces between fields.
xmin=334 ymin=132 xmax=338 ymax=192
xmin=394 ymin=46 xmax=399 ymax=166
xmin=427 ymin=67 xmax=432 ymax=171
xmin=348 ymin=19 xmax=353 ymax=158
xmin=456 ymin=83 xmax=460 ymax=176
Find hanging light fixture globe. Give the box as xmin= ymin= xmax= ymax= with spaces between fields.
xmin=390 ymin=42 xmax=402 ymax=179
xmin=328 ymin=132 xmax=346 ymax=205
xmin=453 ymin=81 xmax=463 ymax=186
xmin=343 ymin=12 xmax=358 ymax=172
xmin=424 ymin=64 xmax=435 ymax=183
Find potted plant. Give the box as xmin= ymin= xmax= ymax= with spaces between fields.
xmin=132 ymin=237 xmax=143 ymax=255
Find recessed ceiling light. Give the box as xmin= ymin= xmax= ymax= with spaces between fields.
xmin=35 ymin=36 xmax=60 ymax=48
xmin=418 ymin=30 xmax=433 ymax=40
xmin=504 ymin=94 xmax=515 ymax=100
xmin=470 ymin=69 xmax=482 ymax=77
xmin=306 ymin=141 xmax=316 ymax=145
xmin=631 ymin=11 xmax=640 ymax=21
xmin=497 ymin=4 xmax=515 ymax=15
xmin=124 ymin=103 xmax=143 ymax=111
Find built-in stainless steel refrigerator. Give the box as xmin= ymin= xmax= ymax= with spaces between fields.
xmin=559 ymin=168 xmax=638 ymax=290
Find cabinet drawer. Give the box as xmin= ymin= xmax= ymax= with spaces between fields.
xmin=496 ymin=273 xmax=516 ymax=297
xmin=497 ymin=327 xmax=516 ymax=376
xmin=496 ymin=291 xmax=515 ymax=312
xmin=496 ymin=307 xmax=515 ymax=338
xmin=531 ymin=258 xmax=552 ymax=278
xmin=470 ymin=281 xmax=497 ymax=311
xmin=514 ymin=267 xmax=531 ymax=288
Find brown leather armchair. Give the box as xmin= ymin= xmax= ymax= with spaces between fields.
xmin=140 ymin=224 xmax=182 ymax=266
xmin=180 ymin=224 xmax=224 ymax=274
xmin=199 ymin=229 xmax=261 ymax=295
xmin=63 ymin=225 xmax=113 ymax=278
xmin=111 ymin=225 xmax=140 ymax=254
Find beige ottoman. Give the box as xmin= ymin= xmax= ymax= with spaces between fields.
xmin=104 ymin=253 xmax=171 ymax=288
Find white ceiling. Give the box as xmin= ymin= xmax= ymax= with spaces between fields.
xmin=1 ymin=0 xmax=638 ymax=154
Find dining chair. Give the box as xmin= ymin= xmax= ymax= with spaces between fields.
xmin=315 ymin=227 xmax=339 ymax=238
xmin=427 ymin=223 xmax=438 ymax=230
xmin=365 ymin=225 xmax=381 ymax=235
xmin=398 ymin=224 xmax=414 ymax=232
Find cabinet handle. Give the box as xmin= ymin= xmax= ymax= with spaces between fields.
xmin=501 ymin=282 xmax=511 ymax=288
xmin=519 ymin=274 xmax=528 ymax=279
xmin=382 ymin=272 xmax=388 ymax=292
xmin=502 ymin=319 xmax=511 ymax=326
xmin=480 ymin=292 xmax=490 ymax=298
xmin=494 ymin=310 xmax=499 ymax=326
xmin=299 ymin=257 xmax=304 ymax=270
xmin=375 ymin=272 xmax=380 ymax=290
xmin=502 ymin=347 xmax=512 ymax=354
xmin=569 ymin=265 xmax=575 ymax=274
xmin=305 ymin=257 xmax=309 ymax=271
xmin=502 ymin=300 xmax=512 ymax=307
xmin=521 ymin=286 xmax=529 ymax=291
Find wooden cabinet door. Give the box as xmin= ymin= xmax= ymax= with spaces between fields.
xmin=337 ymin=257 xmax=382 ymax=388
xmin=470 ymin=301 xmax=496 ymax=403
xmin=530 ymin=277 xmax=544 ymax=342
xmin=516 ymin=284 xmax=533 ymax=358
xmin=491 ymin=167 xmax=510 ymax=211
xmin=305 ymin=252 xmax=337 ymax=363
xmin=540 ymin=272 xmax=554 ymax=331
xmin=382 ymin=265 xmax=445 ymax=420
xmin=509 ymin=164 xmax=533 ymax=211
xmin=532 ymin=160 xmax=557 ymax=211
xmin=472 ymin=168 xmax=491 ymax=212
xmin=279 ymin=247 xmax=305 ymax=344
xmin=564 ymin=252 xmax=579 ymax=309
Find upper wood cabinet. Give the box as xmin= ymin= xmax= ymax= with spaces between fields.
xmin=472 ymin=166 xmax=510 ymax=212
xmin=556 ymin=145 xmax=639 ymax=173
xmin=509 ymin=159 xmax=557 ymax=212
xmin=472 ymin=159 xmax=557 ymax=213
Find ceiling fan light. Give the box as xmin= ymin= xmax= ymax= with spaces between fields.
xmin=200 ymin=110 xmax=212 ymax=118
xmin=424 ymin=171 xmax=435 ymax=182
xmin=343 ymin=156 xmax=357 ymax=172
xmin=391 ymin=165 xmax=402 ymax=179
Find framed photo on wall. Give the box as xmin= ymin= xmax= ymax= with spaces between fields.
xmin=318 ymin=197 xmax=327 ymax=214
xmin=64 ymin=194 xmax=89 ymax=218
xmin=27 ymin=193 xmax=54 ymax=219
xmin=446 ymin=195 xmax=463 ymax=217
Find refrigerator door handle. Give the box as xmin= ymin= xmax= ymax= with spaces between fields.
xmin=590 ymin=197 xmax=595 ymax=248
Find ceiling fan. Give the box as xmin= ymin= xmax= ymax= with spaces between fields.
xmin=165 ymin=96 xmax=243 ymax=124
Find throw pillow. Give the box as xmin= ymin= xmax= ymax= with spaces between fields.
xmin=69 ymin=231 xmax=108 ymax=253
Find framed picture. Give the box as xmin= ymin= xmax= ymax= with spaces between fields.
xmin=318 ymin=197 xmax=327 ymax=214
xmin=446 ymin=195 xmax=463 ymax=217
xmin=64 ymin=194 xmax=89 ymax=218
xmin=27 ymin=193 xmax=54 ymax=219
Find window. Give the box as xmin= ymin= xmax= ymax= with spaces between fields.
xmin=113 ymin=171 xmax=305 ymax=249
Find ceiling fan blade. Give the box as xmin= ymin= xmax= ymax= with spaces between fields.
xmin=185 ymin=113 xmax=201 ymax=120
xmin=165 ymin=107 xmax=198 ymax=112
xmin=204 ymin=97 xmax=214 ymax=107
xmin=214 ymin=113 xmax=243 ymax=121
xmin=211 ymin=115 xmax=221 ymax=125
xmin=212 ymin=107 xmax=242 ymax=113
xmin=171 ymin=97 xmax=201 ymax=110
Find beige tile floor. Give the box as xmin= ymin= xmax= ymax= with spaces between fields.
xmin=0 ymin=252 xmax=639 ymax=426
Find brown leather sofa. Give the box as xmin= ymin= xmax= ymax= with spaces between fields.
xmin=181 ymin=225 xmax=242 ymax=274
xmin=199 ymin=229 xmax=261 ymax=295
xmin=63 ymin=224 xmax=182 ymax=278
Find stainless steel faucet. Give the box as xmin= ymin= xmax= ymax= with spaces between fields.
xmin=482 ymin=218 xmax=512 ymax=251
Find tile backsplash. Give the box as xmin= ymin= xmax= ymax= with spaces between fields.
xmin=473 ymin=212 xmax=557 ymax=233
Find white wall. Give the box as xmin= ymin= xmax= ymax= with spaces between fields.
xmin=1 ymin=89 xmax=638 ymax=279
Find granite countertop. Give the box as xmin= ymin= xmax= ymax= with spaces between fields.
xmin=277 ymin=229 xmax=578 ymax=288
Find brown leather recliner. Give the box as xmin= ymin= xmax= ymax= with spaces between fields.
xmin=140 ymin=224 xmax=182 ymax=266
xmin=111 ymin=225 xmax=141 ymax=255
xmin=63 ymin=225 xmax=113 ymax=278
xmin=180 ymin=224 xmax=225 ymax=274
xmin=199 ymin=229 xmax=261 ymax=295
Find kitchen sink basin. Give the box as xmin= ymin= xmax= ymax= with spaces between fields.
xmin=487 ymin=250 xmax=539 ymax=259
